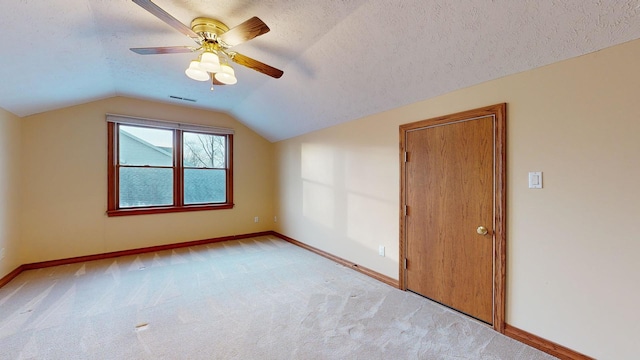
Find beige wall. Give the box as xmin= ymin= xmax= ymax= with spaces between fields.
xmin=274 ymin=39 xmax=640 ymax=359
xmin=19 ymin=97 xmax=275 ymax=263
xmin=0 ymin=107 xmax=22 ymax=277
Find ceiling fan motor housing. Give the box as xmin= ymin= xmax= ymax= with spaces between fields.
xmin=191 ymin=17 xmax=229 ymax=43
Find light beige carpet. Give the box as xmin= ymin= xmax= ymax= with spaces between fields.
xmin=0 ymin=235 xmax=556 ymax=359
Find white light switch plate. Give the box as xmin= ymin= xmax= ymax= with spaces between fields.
xmin=529 ymin=172 xmax=543 ymax=189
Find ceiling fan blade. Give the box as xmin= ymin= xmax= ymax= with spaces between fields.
xmin=132 ymin=0 xmax=201 ymax=41
xmin=130 ymin=46 xmax=197 ymax=55
xmin=230 ymin=52 xmax=283 ymax=79
xmin=218 ymin=17 xmax=270 ymax=47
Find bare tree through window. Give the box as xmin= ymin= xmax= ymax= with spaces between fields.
xmin=183 ymin=132 xmax=226 ymax=168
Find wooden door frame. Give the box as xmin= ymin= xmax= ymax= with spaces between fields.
xmin=399 ymin=103 xmax=506 ymax=333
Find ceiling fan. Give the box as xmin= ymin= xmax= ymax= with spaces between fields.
xmin=130 ymin=0 xmax=283 ymax=89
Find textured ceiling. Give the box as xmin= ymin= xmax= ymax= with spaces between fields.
xmin=1 ymin=1 xmax=639 ymax=141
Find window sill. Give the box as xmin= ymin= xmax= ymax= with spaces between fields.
xmin=106 ymin=203 xmax=234 ymax=217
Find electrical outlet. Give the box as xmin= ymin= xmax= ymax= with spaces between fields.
xmin=254 ymin=216 xmax=259 ymax=223
xmin=378 ymin=245 xmax=385 ymax=257
xmin=0 ymin=248 xmax=5 ymax=260
xmin=274 ymin=216 xmax=277 ymax=223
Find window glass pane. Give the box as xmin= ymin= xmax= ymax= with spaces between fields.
xmin=184 ymin=169 xmax=226 ymax=204
xmin=183 ymin=132 xmax=226 ymax=168
xmin=119 ymin=167 xmax=173 ymax=207
xmin=119 ymin=125 xmax=173 ymax=166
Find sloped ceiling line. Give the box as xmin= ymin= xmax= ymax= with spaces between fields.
xmin=0 ymin=1 xmax=638 ymax=141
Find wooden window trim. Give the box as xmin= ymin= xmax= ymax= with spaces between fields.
xmin=107 ymin=121 xmax=234 ymax=217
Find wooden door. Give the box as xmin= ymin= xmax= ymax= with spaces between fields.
xmin=400 ymin=104 xmax=506 ymax=329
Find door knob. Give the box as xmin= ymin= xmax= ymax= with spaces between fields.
xmin=477 ymin=226 xmax=488 ymax=235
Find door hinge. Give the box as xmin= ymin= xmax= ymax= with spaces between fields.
xmin=404 ymin=205 xmax=408 ymax=216
xmin=404 ymin=151 xmax=409 ymax=162
xmin=404 ymin=258 xmax=408 ymax=269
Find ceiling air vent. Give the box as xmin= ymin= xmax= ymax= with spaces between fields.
xmin=169 ymin=95 xmax=197 ymax=102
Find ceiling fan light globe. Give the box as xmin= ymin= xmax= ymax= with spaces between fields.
xmin=185 ymin=60 xmax=209 ymax=81
xmin=199 ymin=51 xmax=221 ymax=73
xmin=215 ymin=64 xmax=237 ymax=85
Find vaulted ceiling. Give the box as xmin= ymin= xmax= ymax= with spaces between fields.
xmin=1 ymin=1 xmax=638 ymax=141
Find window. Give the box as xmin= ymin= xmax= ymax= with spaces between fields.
xmin=107 ymin=115 xmax=233 ymax=216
